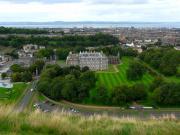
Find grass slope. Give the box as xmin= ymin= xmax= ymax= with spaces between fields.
xmin=96 ymin=57 xmax=154 ymax=90
xmin=0 ymin=83 xmax=27 ymax=104
xmin=0 ymin=105 xmax=179 ymax=135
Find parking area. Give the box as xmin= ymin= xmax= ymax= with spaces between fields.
xmin=33 ymin=101 xmax=80 ymax=114
xmin=33 ymin=99 xmax=180 ymax=119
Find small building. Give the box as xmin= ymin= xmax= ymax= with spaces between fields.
xmin=0 ymin=54 xmax=10 ymax=66
xmin=66 ymin=52 xmax=79 ymax=66
xmin=23 ymin=44 xmax=38 ymax=53
xmin=108 ymin=56 xmax=120 ymax=65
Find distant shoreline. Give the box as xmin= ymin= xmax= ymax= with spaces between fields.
xmin=0 ymin=22 xmax=180 ymax=28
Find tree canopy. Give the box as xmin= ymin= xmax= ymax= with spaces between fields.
xmin=139 ymin=48 xmax=180 ymax=76
xmin=37 ymin=65 xmax=96 ymax=102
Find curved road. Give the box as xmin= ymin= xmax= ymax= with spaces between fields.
xmin=15 ymin=81 xmax=36 ymax=112
xmin=36 ymin=98 xmax=180 ymax=119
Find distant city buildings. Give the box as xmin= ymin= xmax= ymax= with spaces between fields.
xmin=16 ymin=44 xmax=45 ymax=67
xmin=0 ymin=53 xmax=10 ymax=66
xmin=57 ymin=27 xmax=180 ymax=46
xmin=18 ymin=44 xmax=45 ymax=58
xmin=66 ymin=51 xmax=109 ymax=71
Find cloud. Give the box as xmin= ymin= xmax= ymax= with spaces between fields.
xmin=0 ymin=0 xmax=81 ymax=4
xmin=0 ymin=0 xmax=149 ymax=4
xmin=0 ymin=0 xmax=179 ymax=22
xmin=87 ymin=0 xmax=149 ymax=5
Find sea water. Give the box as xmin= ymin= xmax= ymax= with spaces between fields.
xmin=0 ymin=22 xmax=180 ymax=28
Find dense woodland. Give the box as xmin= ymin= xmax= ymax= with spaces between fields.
xmin=37 ymin=65 xmax=96 ymax=102
xmin=34 ymin=46 xmax=138 ymax=60
xmin=0 ymin=33 xmax=119 ymax=48
xmin=0 ymin=27 xmax=49 ymax=34
xmin=139 ymin=48 xmax=180 ymax=76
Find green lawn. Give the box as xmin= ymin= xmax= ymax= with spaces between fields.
xmin=56 ymin=60 xmax=67 ymax=67
xmin=0 ymin=88 xmax=9 ymax=98
xmin=0 ymin=46 xmax=15 ymax=53
xmin=165 ymin=76 xmax=180 ymax=83
xmin=0 ymin=83 xmax=27 ymax=104
xmin=96 ymin=57 xmax=154 ymax=91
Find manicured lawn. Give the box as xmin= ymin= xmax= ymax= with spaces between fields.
xmin=57 ymin=60 xmax=67 ymax=67
xmin=165 ymin=76 xmax=180 ymax=83
xmin=0 ymin=83 xmax=27 ymax=104
xmin=97 ymin=64 xmax=118 ymax=73
xmin=96 ymin=57 xmax=154 ymax=91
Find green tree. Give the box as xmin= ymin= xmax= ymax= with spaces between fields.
xmin=50 ymin=77 xmax=63 ymax=100
xmin=80 ymin=71 xmax=96 ymax=87
xmin=21 ymin=72 xmax=32 ymax=82
xmin=10 ymin=64 xmax=24 ymax=73
xmin=1 ymin=72 xmax=7 ymax=80
xmin=126 ymin=62 xmax=146 ymax=80
xmin=153 ymin=82 xmax=180 ymax=106
xmin=36 ymin=48 xmax=54 ymax=59
xmin=94 ymin=85 xmax=109 ymax=105
xmin=11 ymin=73 xmax=22 ymax=82
xmin=37 ymin=79 xmax=52 ymax=96
xmin=81 ymin=66 xmax=89 ymax=72
xmin=111 ymin=86 xmax=130 ymax=106
xmin=149 ymin=77 xmax=164 ymax=92
xmin=131 ymin=84 xmax=147 ymax=101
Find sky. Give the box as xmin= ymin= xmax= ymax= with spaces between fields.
xmin=0 ymin=0 xmax=179 ymax=22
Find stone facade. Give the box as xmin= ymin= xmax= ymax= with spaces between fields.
xmin=66 ymin=52 xmax=79 ymax=66
xmin=66 ymin=51 xmax=108 ymax=71
xmin=108 ymin=56 xmax=120 ymax=65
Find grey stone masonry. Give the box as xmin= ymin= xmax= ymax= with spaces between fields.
xmin=66 ymin=51 xmax=108 ymax=71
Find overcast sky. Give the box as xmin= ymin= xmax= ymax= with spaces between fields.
xmin=0 ymin=0 xmax=179 ymax=22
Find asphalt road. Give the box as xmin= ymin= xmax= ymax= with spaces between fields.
xmin=35 ymin=100 xmax=180 ymax=119
xmin=15 ymin=81 xmax=36 ymax=112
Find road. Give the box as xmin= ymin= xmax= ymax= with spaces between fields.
xmin=15 ymin=81 xmax=36 ymax=112
xmin=35 ymin=100 xmax=180 ymax=119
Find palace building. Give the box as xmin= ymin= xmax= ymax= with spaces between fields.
xmin=66 ymin=51 xmax=108 ymax=71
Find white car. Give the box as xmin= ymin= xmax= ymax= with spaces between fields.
xmin=43 ymin=109 xmax=50 ymax=113
xmin=33 ymin=103 xmax=39 ymax=107
xmin=30 ymin=88 xmax=34 ymax=92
